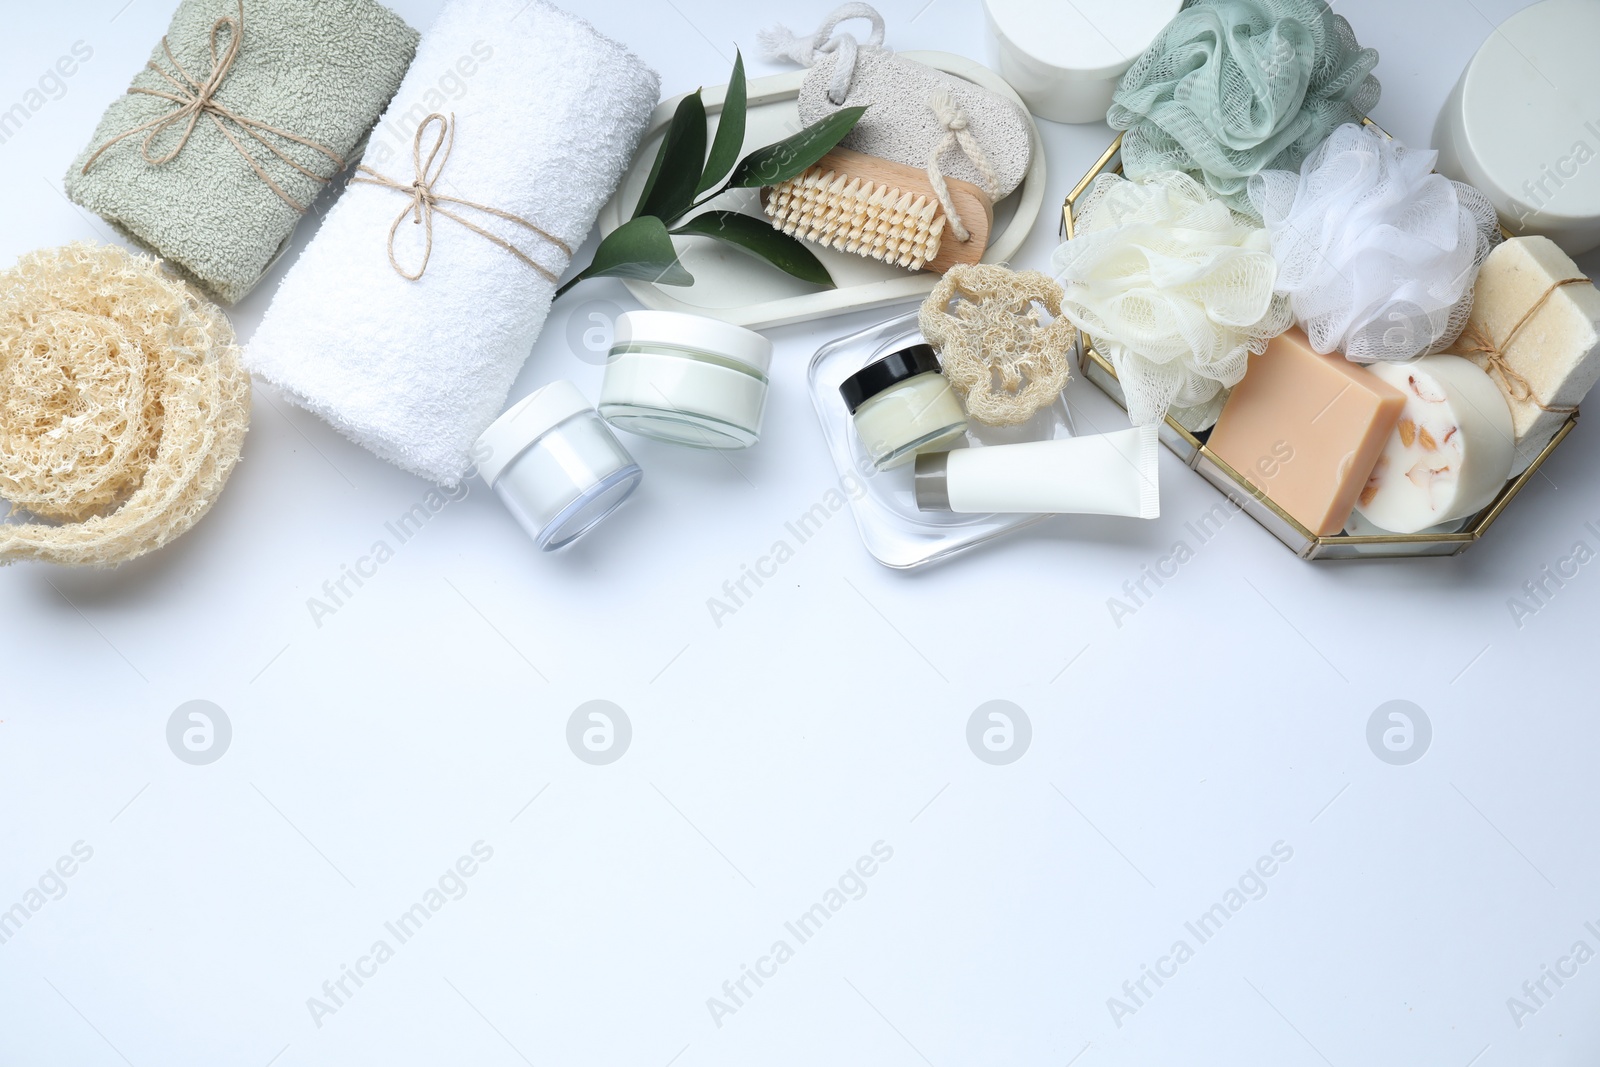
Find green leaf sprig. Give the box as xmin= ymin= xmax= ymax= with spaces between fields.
xmin=556 ymin=52 xmax=867 ymax=298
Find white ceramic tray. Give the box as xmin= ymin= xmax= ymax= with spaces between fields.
xmin=596 ymin=52 xmax=1048 ymax=330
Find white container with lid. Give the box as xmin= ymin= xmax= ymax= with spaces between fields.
xmin=476 ymin=380 xmax=643 ymax=552
xmin=1433 ymin=0 xmax=1600 ymax=256
xmin=838 ymin=344 xmax=969 ymax=471
xmin=982 ymin=0 xmax=1181 ymax=124
xmin=599 ymin=310 xmax=773 ymax=450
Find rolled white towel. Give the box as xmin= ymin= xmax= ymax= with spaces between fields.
xmin=248 ymin=0 xmax=659 ymax=485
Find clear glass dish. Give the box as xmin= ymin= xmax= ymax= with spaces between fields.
xmin=807 ymin=308 xmax=1076 ymax=569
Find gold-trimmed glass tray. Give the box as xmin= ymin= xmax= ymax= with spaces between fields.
xmin=1061 ymin=128 xmax=1579 ymax=560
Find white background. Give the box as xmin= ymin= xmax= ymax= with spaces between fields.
xmin=3 ymin=1 xmax=1599 ymax=1065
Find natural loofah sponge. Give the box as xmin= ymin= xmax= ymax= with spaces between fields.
xmin=1052 ymin=171 xmax=1291 ymax=429
xmin=1109 ymin=0 xmax=1380 ymax=218
xmin=0 ymin=243 xmax=250 ymax=567
xmin=919 ymin=264 xmax=1075 ymax=426
xmin=1248 ymin=123 xmax=1501 ymax=363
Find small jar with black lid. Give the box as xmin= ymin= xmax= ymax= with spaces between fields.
xmin=838 ymin=344 xmax=969 ymax=470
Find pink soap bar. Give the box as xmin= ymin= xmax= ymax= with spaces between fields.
xmin=1209 ymin=328 xmax=1406 ymax=536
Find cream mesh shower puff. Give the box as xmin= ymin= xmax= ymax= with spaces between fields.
xmin=1108 ymin=0 xmax=1380 ymax=218
xmin=1052 ymin=171 xmax=1290 ymax=429
xmin=1248 ymin=123 xmax=1501 ymax=364
xmin=0 ymin=243 xmax=250 ymax=567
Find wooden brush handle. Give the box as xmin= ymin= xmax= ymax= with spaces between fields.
xmin=770 ymin=147 xmax=994 ymax=274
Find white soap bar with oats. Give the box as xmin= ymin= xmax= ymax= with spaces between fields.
xmin=1454 ymin=236 xmax=1600 ymax=473
xmin=1355 ymin=356 xmax=1514 ymax=534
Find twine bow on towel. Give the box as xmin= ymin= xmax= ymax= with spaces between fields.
xmin=350 ymin=113 xmax=570 ymax=283
xmin=81 ymin=0 xmax=343 ymax=214
xmin=1456 ymin=277 xmax=1589 ymax=414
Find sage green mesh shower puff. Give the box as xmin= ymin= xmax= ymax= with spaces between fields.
xmin=1107 ymin=0 xmax=1381 ymax=217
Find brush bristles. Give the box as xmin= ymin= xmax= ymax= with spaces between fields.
xmin=765 ymin=165 xmax=945 ymax=271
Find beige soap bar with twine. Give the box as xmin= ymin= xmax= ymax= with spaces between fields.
xmin=1451 ymin=236 xmax=1600 ymax=473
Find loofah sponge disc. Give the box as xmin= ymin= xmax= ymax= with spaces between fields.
xmin=920 ymin=264 xmax=1075 ymax=426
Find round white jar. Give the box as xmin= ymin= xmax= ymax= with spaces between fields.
xmin=1433 ymin=0 xmax=1600 ymax=255
xmin=599 ymin=311 xmax=773 ymax=450
xmin=477 ymin=380 xmax=643 ymax=551
xmin=983 ymin=0 xmax=1182 ymax=124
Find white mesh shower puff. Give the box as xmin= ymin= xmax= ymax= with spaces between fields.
xmin=1247 ymin=123 xmax=1501 ymax=364
xmin=1052 ymin=171 xmax=1291 ymax=429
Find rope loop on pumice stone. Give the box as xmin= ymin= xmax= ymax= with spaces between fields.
xmin=758 ymin=3 xmax=885 ymax=104
xmin=926 ymin=90 xmax=1001 ymax=242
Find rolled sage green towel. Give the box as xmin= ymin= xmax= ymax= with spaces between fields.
xmin=64 ymin=0 xmax=419 ymax=305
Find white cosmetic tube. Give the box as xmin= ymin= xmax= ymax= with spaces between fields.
xmin=914 ymin=425 xmax=1160 ymax=517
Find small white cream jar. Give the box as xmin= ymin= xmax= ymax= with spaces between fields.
xmin=599 ymin=310 xmax=773 ymax=450
xmin=983 ymin=0 xmax=1181 ymax=124
xmin=839 ymin=344 xmax=969 ymax=470
xmin=476 ymin=380 xmax=643 ymax=551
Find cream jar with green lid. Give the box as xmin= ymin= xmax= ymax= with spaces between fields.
xmin=839 ymin=344 xmax=969 ymax=470
xmin=599 ymin=310 xmax=773 ymax=449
